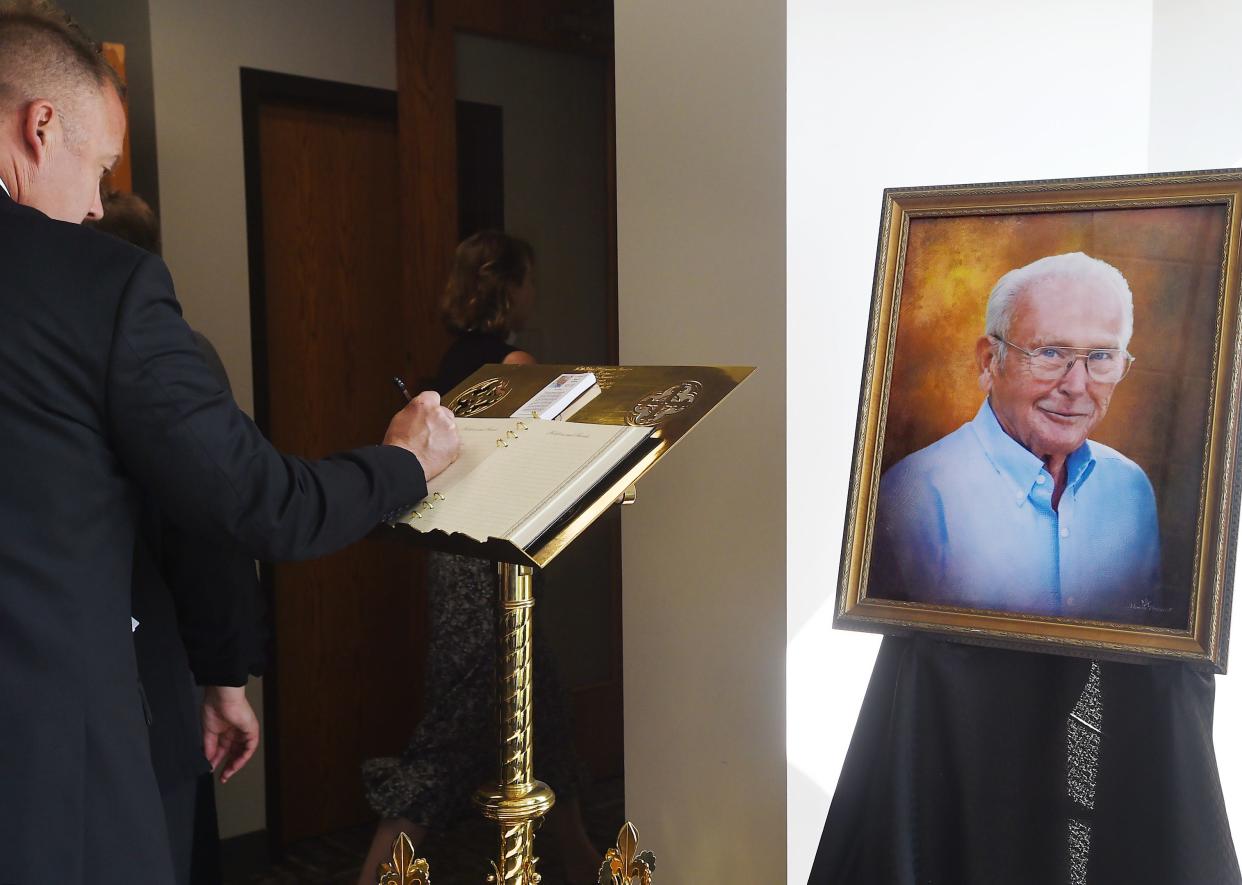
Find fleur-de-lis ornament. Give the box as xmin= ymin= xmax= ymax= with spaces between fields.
xmin=597 ymin=822 xmax=656 ymax=885
xmin=377 ymin=832 xmax=431 ymax=885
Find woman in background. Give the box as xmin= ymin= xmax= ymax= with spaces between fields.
xmin=431 ymin=229 xmax=537 ymax=389
xmin=358 ymin=231 xmax=601 ymax=885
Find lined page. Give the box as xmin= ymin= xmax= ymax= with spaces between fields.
xmin=426 ymin=419 xmax=517 ymax=495
xmin=400 ymin=418 xmax=516 ymax=532
xmin=403 ymin=419 xmax=650 ymax=546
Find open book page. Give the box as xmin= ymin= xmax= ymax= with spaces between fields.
xmin=401 ymin=419 xmax=650 ymax=547
xmin=424 ymin=418 xmax=518 ymax=497
xmin=403 ymin=418 xmax=515 ymax=534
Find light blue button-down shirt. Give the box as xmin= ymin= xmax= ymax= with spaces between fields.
xmin=870 ymin=399 xmax=1161 ymax=622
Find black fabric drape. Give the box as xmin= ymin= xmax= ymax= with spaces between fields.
xmin=808 ymin=636 xmax=1241 ymax=885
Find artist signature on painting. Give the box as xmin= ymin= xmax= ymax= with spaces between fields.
xmin=1128 ymin=597 xmax=1174 ymax=614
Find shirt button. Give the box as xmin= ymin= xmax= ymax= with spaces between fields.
xmin=1060 ymin=527 xmax=1069 ymax=538
xmin=1036 ymin=475 xmax=1046 ymax=485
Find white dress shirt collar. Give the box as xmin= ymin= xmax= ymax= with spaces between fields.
xmin=0 ymin=176 xmax=9 ymax=197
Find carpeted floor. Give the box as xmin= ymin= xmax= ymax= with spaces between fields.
xmin=223 ymin=778 xmax=625 ymax=885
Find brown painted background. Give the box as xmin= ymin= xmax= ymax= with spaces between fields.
xmin=880 ymin=204 xmax=1228 ymax=623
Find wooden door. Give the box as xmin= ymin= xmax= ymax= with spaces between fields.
xmin=242 ymin=70 xmax=425 ymax=845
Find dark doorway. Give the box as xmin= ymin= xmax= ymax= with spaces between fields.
xmin=456 ymin=100 xmax=505 ymax=240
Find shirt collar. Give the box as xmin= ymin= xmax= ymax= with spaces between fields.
xmin=970 ymin=398 xmax=1097 ymax=505
xmin=1064 ymin=436 xmax=1096 ymax=491
xmin=0 ymin=176 xmax=9 ymax=198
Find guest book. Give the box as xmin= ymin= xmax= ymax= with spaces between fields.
xmin=396 ymin=417 xmax=652 ymax=548
xmin=384 ymin=363 xmax=753 ymax=567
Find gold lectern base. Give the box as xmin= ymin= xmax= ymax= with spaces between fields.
xmin=475 ymin=781 xmax=556 ymax=884
xmin=474 ymin=781 xmax=556 ymax=823
xmin=376 ymin=821 xmax=657 ymax=885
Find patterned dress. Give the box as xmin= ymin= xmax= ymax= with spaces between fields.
xmin=361 ymin=333 xmax=580 ymax=825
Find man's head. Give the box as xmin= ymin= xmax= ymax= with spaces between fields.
xmin=0 ymin=1 xmax=125 ymax=223
xmin=976 ymin=252 xmax=1134 ymax=462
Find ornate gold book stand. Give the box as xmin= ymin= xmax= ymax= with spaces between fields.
xmin=380 ymin=364 xmax=752 ymax=884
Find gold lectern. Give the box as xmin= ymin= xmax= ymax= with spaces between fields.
xmin=381 ymin=364 xmax=752 ymax=885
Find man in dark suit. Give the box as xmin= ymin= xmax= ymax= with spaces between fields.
xmin=0 ymin=7 xmax=459 ymax=884
xmin=92 ymin=190 xmax=264 ymax=885
xmin=133 ymin=501 xmax=263 ymax=885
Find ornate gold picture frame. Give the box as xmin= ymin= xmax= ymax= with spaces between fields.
xmin=836 ymin=169 xmax=1242 ymax=670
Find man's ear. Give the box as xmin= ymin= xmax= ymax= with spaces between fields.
xmin=22 ymin=100 xmax=57 ymax=164
xmin=976 ymin=335 xmax=997 ymax=392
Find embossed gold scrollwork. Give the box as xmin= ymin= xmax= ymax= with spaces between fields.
xmin=451 ymin=377 xmax=513 ymax=417
xmin=377 ymin=832 xmax=430 ymax=885
xmin=627 ymin=381 xmax=702 ymax=426
xmin=597 ymin=822 xmax=655 ymax=885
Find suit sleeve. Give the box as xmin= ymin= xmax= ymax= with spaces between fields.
xmin=161 ymin=331 xmax=267 ymax=685
xmin=162 ymin=519 xmax=266 ymax=686
xmin=105 ymin=253 xmax=427 ymax=562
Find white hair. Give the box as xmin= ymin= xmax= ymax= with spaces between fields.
xmin=984 ymin=251 xmax=1134 ymax=350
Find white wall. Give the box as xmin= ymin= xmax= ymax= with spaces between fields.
xmin=147 ymin=0 xmax=397 ymax=838
xmin=1148 ymin=0 xmax=1242 ymax=864
xmin=1149 ymin=0 xmax=1242 ymax=172
xmin=787 ymin=2 xmax=1155 ymax=880
xmin=615 ymin=2 xmax=787 ymax=881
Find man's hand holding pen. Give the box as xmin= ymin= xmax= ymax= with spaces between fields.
xmin=384 ymin=388 xmax=461 ymax=480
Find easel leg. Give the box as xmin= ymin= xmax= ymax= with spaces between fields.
xmin=475 ymin=562 xmax=555 ymax=884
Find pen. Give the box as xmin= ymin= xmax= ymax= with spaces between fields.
xmin=392 ymin=375 xmax=413 ymax=403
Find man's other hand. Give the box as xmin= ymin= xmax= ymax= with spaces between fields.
xmin=384 ymin=390 xmax=460 ymax=480
xmin=202 ymin=685 xmax=260 ymax=784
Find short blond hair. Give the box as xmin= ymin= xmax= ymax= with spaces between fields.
xmin=0 ymin=1 xmax=123 ymax=147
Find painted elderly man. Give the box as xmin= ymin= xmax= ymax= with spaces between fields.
xmin=871 ymin=251 xmax=1161 ymax=621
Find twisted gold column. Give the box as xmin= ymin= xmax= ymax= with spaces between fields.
xmin=475 ymin=562 xmax=555 ymax=884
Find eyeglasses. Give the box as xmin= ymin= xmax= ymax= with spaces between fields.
xmin=992 ymin=336 xmax=1134 ymax=384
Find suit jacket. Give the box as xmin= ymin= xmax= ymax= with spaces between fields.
xmin=133 ymin=330 xmax=266 ymax=790
xmin=0 ymin=191 xmax=426 ymax=885
xmin=132 ymin=330 xmax=264 ymax=885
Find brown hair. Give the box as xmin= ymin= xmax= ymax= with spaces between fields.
xmin=87 ymin=191 xmax=160 ymax=254
xmin=0 ymin=1 xmax=124 ymax=145
xmin=441 ymin=230 xmax=534 ymax=336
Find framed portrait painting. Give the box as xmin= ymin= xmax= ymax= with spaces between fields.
xmin=835 ymin=168 xmax=1242 ymax=670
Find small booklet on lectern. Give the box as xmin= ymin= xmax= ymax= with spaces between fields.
xmin=509 ymin=371 xmax=597 ymax=420
xmin=397 ymin=418 xmax=652 ymax=548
